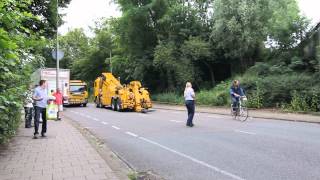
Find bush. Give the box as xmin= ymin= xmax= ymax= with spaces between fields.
xmin=289 ymin=90 xmax=310 ymax=112
xmin=152 ymin=92 xmax=184 ymax=104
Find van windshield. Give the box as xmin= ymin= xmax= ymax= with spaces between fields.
xmin=70 ymin=85 xmax=86 ymax=93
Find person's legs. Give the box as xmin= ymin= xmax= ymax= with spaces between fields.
xmin=26 ymin=107 xmax=32 ymax=128
xmin=186 ymin=101 xmax=191 ymax=126
xmin=189 ymin=101 xmax=195 ymax=126
xmin=41 ymin=107 xmax=47 ymax=136
xmin=34 ymin=106 xmax=40 ymax=136
xmin=57 ymin=105 xmax=62 ymax=120
xmin=24 ymin=107 xmax=28 ymax=128
xmin=232 ymin=97 xmax=238 ymax=112
xmin=186 ymin=101 xmax=195 ymax=126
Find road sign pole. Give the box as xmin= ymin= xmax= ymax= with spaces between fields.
xmin=56 ymin=0 xmax=59 ymax=91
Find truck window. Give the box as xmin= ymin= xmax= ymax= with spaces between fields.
xmin=70 ymin=85 xmax=86 ymax=93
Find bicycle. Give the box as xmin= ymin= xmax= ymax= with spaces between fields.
xmin=231 ymin=96 xmax=249 ymax=121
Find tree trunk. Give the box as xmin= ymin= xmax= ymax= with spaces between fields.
xmin=203 ymin=61 xmax=215 ymax=87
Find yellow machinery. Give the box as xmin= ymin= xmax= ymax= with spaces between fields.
xmin=68 ymin=80 xmax=88 ymax=107
xmin=94 ymin=73 xmax=152 ymax=112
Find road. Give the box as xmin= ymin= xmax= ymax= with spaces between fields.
xmin=63 ymin=104 xmax=320 ymax=180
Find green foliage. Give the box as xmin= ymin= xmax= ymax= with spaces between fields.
xmin=56 ymin=0 xmax=316 ymax=113
xmin=0 ymin=0 xmax=50 ymax=144
xmin=290 ymin=91 xmax=309 ymax=112
xmin=153 ymin=81 xmax=230 ymax=106
xmin=247 ymin=82 xmax=264 ymax=108
xmin=152 ymin=92 xmax=184 ymax=105
xmin=196 ymin=82 xmax=230 ymax=106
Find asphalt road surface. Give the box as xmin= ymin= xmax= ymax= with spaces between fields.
xmin=63 ymin=104 xmax=320 ymax=180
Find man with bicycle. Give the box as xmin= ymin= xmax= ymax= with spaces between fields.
xmin=230 ymin=80 xmax=245 ymax=115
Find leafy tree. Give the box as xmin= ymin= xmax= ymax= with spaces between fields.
xmin=0 ymin=0 xmax=46 ymax=143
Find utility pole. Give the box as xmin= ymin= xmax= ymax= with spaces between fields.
xmin=56 ymin=0 xmax=59 ymax=91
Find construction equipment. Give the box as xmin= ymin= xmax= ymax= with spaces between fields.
xmin=94 ymin=73 xmax=152 ymax=112
xmin=68 ymin=80 xmax=88 ymax=107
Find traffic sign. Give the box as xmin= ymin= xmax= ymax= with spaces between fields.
xmin=52 ymin=49 xmax=64 ymax=60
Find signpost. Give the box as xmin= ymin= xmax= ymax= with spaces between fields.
xmin=52 ymin=49 xmax=64 ymax=91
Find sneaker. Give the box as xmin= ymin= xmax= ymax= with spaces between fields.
xmin=33 ymin=134 xmax=38 ymax=139
xmin=41 ymin=133 xmax=46 ymax=137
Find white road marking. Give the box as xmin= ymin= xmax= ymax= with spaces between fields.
xmin=234 ymin=130 xmax=256 ymax=135
xmin=101 ymin=122 xmax=108 ymax=125
xmin=85 ymin=115 xmax=91 ymax=118
xmin=172 ymin=111 xmax=182 ymax=114
xmin=138 ymin=137 xmax=245 ymax=180
xmin=139 ymin=114 xmax=147 ymax=117
xmin=126 ymin=132 xmax=138 ymax=137
xmin=170 ymin=120 xmax=183 ymax=123
xmin=207 ymin=115 xmax=216 ymax=118
xmin=93 ymin=118 xmax=99 ymax=121
xmin=112 ymin=126 xmax=120 ymax=130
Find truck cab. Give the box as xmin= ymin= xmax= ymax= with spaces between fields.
xmin=68 ymin=80 xmax=88 ymax=107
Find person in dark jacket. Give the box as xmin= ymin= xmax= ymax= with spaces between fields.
xmin=230 ymin=80 xmax=245 ymax=113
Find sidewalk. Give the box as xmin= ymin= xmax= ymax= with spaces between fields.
xmin=153 ymin=103 xmax=320 ymax=123
xmin=0 ymin=119 xmax=119 ymax=180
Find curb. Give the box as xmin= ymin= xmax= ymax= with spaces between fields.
xmin=152 ymin=105 xmax=320 ymax=124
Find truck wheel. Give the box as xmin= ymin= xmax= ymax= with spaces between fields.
xmin=83 ymin=103 xmax=87 ymax=107
xmin=111 ymin=98 xmax=116 ymax=111
xmin=116 ymin=99 xmax=122 ymax=112
xmin=96 ymin=97 xmax=102 ymax=108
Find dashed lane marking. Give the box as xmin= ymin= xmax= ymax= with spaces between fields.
xmin=112 ymin=126 xmax=120 ymax=130
xmin=101 ymin=122 xmax=108 ymax=125
xmin=234 ymin=130 xmax=256 ymax=135
xmin=170 ymin=120 xmax=183 ymax=123
xmin=126 ymin=132 xmax=138 ymax=137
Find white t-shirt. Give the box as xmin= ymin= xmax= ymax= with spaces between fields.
xmin=184 ymin=87 xmax=195 ymax=101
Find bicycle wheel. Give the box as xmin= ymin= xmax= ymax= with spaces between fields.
xmin=238 ymin=106 xmax=248 ymax=121
xmin=231 ymin=104 xmax=237 ymax=120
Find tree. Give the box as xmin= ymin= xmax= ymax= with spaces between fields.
xmin=0 ymin=0 xmax=46 ymax=143
xmin=59 ymin=28 xmax=90 ymax=71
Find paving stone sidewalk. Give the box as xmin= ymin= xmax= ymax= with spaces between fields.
xmin=154 ymin=103 xmax=320 ymax=123
xmin=0 ymin=119 xmax=119 ymax=180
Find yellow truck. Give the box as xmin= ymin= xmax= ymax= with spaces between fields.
xmin=68 ymin=80 xmax=88 ymax=107
xmin=94 ymin=73 xmax=152 ymax=112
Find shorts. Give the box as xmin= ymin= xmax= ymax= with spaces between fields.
xmin=58 ymin=105 xmax=63 ymax=112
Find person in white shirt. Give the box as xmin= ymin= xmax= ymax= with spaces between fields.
xmin=184 ymin=82 xmax=195 ymax=127
xmin=23 ymin=85 xmax=34 ymax=128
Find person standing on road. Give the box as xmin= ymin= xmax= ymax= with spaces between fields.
xmin=23 ymin=85 xmax=34 ymax=128
xmin=53 ymin=88 xmax=63 ymax=120
xmin=184 ymin=82 xmax=195 ymax=127
xmin=32 ymin=80 xmax=48 ymax=138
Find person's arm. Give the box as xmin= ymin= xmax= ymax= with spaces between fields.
xmin=230 ymin=88 xmax=240 ymax=97
xmin=240 ymin=88 xmax=245 ymax=96
xmin=32 ymin=89 xmax=42 ymax=101
xmin=191 ymin=89 xmax=195 ymax=98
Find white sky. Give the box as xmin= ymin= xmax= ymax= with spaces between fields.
xmin=59 ymin=0 xmax=121 ymax=36
xmin=59 ymin=0 xmax=320 ymax=36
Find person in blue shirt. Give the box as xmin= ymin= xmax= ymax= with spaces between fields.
xmin=230 ymin=80 xmax=245 ymax=113
xmin=32 ymin=80 xmax=48 ymax=138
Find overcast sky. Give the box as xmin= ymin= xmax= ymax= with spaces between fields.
xmin=59 ymin=0 xmax=320 ymax=36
